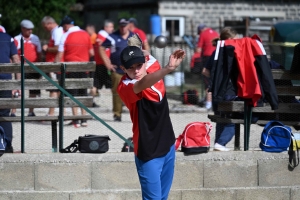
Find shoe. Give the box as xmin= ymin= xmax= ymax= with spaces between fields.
xmin=92 ymin=102 xmax=100 ymax=108
xmin=28 ymin=112 xmax=36 ymax=117
xmin=68 ymin=120 xmax=81 ymax=128
xmin=114 ymin=115 xmax=121 ymax=122
xmin=214 ymin=143 xmax=230 ymax=151
xmin=5 ymin=146 xmax=13 ymax=153
xmin=81 ymin=120 xmax=88 ymax=127
xmin=10 ymin=113 xmax=16 ymax=117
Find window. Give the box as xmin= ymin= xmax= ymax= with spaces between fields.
xmin=161 ymin=16 xmax=185 ymax=41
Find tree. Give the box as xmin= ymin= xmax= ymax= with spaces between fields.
xmin=0 ymin=0 xmax=77 ymax=39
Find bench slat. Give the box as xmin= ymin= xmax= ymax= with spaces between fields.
xmin=217 ymin=102 xmax=300 ymax=113
xmin=276 ymin=86 xmax=300 ymax=96
xmin=0 ymin=115 xmax=93 ymax=122
xmin=0 ymin=78 xmax=93 ymax=90
xmin=0 ymin=62 xmax=96 ymax=73
xmin=272 ymin=69 xmax=300 ymax=80
xmin=208 ymin=114 xmax=300 ymax=126
xmin=0 ymin=97 xmax=93 ymax=108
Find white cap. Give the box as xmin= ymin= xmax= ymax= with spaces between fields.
xmin=20 ymin=19 xmax=34 ymax=29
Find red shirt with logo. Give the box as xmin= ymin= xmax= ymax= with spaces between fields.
xmin=117 ymin=55 xmax=175 ymax=161
xmin=197 ymin=28 xmax=219 ymax=56
xmin=94 ymin=30 xmax=111 ymax=65
xmin=14 ymin=33 xmax=42 ymax=62
xmin=46 ymin=26 xmax=64 ymax=62
xmin=132 ymin=27 xmax=148 ymax=44
xmin=58 ymin=26 xmax=92 ymax=62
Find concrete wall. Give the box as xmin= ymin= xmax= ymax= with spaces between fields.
xmin=0 ymin=151 xmax=300 ymax=199
xmin=158 ymin=2 xmax=300 ymax=35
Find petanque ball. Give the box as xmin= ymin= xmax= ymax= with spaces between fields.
xmin=154 ymin=35 xmax=168 ymax=48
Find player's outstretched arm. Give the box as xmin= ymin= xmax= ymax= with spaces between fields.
xmin=133 ymin=49 xmax=185 ymax=94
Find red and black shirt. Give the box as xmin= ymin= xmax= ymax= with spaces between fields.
xmin=117 ymin=56 xmax=175 ymax=161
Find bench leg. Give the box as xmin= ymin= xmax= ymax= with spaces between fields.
xmin=234 ymin=124 xmax=240 ymax=150
xmin=244 ymin=103 xmax=252 ymax=151
xmin=51 ymin=121 xmax=58 ymax=152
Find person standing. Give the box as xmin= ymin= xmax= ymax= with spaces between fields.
xmin=100 ymin=18 xmax=134 ymax=122
xmin=55 ymin=16 xmax=94 ymax=128
xmin=90 ymin=20 xmax=114 ymax=107
xmin=202 ymin=27 xmax=239 ymax=151
xmin=128 ymin=18 xmax=150 ymax=52
xmin=196 ymin=24 xmax=219 ymax=111
xmin=14 ymin=19 xmax=42 ymax=117
xmin=41 ymin=16 xmax=64 ymax=116
xmin=117 ymin=46 xmax=185 ymax=199
xmin=0 ymin=32 xmax=21 ymax=153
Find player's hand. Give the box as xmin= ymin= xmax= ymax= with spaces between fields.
xmin=166 ymin=49 xmax=185 ymax=70
xmin=107 ymin=64 xmax=116 ymax=72
xmin=42 ymin=44 xmax=48 ymax=52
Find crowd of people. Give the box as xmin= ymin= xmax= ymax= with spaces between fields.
xmin=0 ymin=16 xmax=151 ymax=150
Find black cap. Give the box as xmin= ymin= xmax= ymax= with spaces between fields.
xmin=119 ymin=18 xmax=129 ymax=26
xmin=60 ymin=16 xmax=74 ymax=26
xmin=120 ymin=46 xmax=145 ymax=69
xmin=129 ymin=18 xmax=138 ymax=26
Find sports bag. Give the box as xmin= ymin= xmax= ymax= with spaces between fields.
xmin=175 ymin=122 xmax=212 ymax=154
xmin=0 ymin=126 xmax=6 ymax=157
xmin=62 ymin=135 xmax=110 ymax=153
xmin=260 ymin=120 xmax=292 ymax=153
xmin=182 ymin=89 xmax=199 ymax=105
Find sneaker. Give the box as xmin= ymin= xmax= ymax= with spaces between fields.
xmin=114 ymin=115 xmax=121 ymax=122
xmin=69 ymin=120 xmax=81 ymax=128
xmin=5 ymin=146 xmax=13 ymax=153
xmin=92 ymin=102 xmax=100 ymax=108
xmin=28 ymin=112 xmax=36 ymax=117
xmin=10 ymin=113 xmax=16 ymax=117
xmin=81 ymin=120 xmax=88 ymax=127
xmin=214 ymin=143 xmax=230 ymax=151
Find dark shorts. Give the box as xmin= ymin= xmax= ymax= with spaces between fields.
xmin=25 ymin=73 xmax=41 ymax=95
xmin=93 ymin=65 xmax=112 ymax=89
xmin=47 ymin=74 xmax=61 ymax=93
xmin=65 ymin=72 xmax=88 ymax=96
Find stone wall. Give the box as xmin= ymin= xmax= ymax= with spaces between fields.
xmin=0 ymin=152 xmax=300 ymax=199
xmin=158 ymin=2 xmax=300 ymax=35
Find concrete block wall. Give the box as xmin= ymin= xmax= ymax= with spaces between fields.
xmin=0 ymin=151 xmax=300 ymax=199
xmin=158 ymin=2 xmax=300 ymax=35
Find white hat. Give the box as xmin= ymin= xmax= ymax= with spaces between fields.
xmin=20 ymin=19 xmax=34 ymax=29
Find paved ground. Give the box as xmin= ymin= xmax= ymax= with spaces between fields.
xmin=11 ymin=88 xmax=265 ymax=153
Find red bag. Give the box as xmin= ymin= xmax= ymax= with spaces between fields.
xmin=175 ymin=122 xmax=212 ymax=154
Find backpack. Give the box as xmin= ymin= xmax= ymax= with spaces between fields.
xmin=260 ymin=120 xmax=292 ymax=153
xmin=0 ymin=126 xmax=6 ymax=157
xmin=175 ymin=122 xmax=212 ymax=154
xmin=182 ymin=89 xmax=199 ymax=105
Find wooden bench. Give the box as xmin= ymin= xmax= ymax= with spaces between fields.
xmin=0 ymin=61 xmax=96 ymax=152
xmin=208 ymin=69 xmax=300 ymax=151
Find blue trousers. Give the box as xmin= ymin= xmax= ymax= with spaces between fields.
xmin=0 ymin=90 xmax=12 ymax=147
xmin=215 ymin=123 xmax=235 ymax=146
xmin=135 ymin=144 xmax=175 ymax=200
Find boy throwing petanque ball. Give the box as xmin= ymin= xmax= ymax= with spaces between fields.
xmin=117 ymin=45 xmax=185 ymax=199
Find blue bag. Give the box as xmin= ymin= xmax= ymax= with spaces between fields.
xmin=0 ymin=126 xmax=6 ymax=157
xmin=260 ymin=120 xmax=292 ymax=152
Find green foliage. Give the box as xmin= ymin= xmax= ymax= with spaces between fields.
xmin=0 ymin=0 xmax=77 ymax=39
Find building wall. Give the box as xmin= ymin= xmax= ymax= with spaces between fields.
xmin=158 ymin=2 xmax=300 ymax=36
